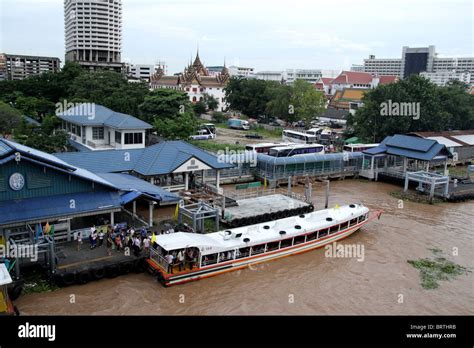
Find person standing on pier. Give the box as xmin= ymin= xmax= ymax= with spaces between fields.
xmin=77 ymin=231 xmax=83 ymax=251
xmin=106 ymin=234 xmax=113 ymax=256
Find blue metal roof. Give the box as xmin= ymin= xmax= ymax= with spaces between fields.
xmin=363 ymin=135 xmax=452 ymax=161
xmin=57 ymin=104 xmax=152 ymax=130
xmin=257 ymin=152 xmax=363 ymax=166
xmin=97 ymin=173 xmax=181 ymax=203
xmin=386 ymin=134 xmax=435 ymax=152
xmin=55 ymin=148 xmax=142 ymax=173
xmin=0 ymin=191 xmax=122 ymax=226
xmin=67 ymin=139 xmax=92 ymax=152
xmin=54 ymin=141 xmax=234 ymax=176
xmin=0 ymin=139 xmax=13 ymax=157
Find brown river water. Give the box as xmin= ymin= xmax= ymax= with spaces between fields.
xmin=15 ymin=180 xmax=474 ymax=315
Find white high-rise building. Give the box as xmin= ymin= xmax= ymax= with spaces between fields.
xmin=420 ymin=71 xmax=471 ymax=86
xmin=359 ymin=46 xmax=474 ymax=85
xmin=64 ymin=0 xmax=123 ymax=72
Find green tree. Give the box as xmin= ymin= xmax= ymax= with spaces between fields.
xmin=224 ymin=77 xmax=270 ymax=117
xmin=347 ymin=75 xmax=474 ymax=142
xmin=202 ymin=93 xmax=219 ymax=111
xmin=0 ymin=101 xmax=22 ymax=137
xmin=193 ymin=101 xmax=207 ymax=115
xmin=265 ymin=81 xmax=292 ymax=121
xmin=68 ymin=70 xmax=149 ymax=115
xmin=290 ymin=79 xmax=325 ymax=124
xmin=139 ymin=89 xmax=198 ymax=139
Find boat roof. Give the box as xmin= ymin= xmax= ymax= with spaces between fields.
xmin=155 ymin=204 xmax=369 ymax=255
xmin=0 ymin=264 xmax=12 ymax=286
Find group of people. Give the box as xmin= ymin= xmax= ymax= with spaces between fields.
xmin=77 ymin=225 xmax=151 ymax=257
xmin=164 ymin=248 xmax=197 ymax=274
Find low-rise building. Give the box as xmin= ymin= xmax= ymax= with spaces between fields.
xmin=57 ymin=104 xmax=152 ymax=151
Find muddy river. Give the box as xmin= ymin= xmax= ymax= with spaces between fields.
xmin=16 ymin=180 xmax=474 ymax=315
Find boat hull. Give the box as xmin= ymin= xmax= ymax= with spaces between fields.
xmin=147 ymin=218 xmax=369 ymax=287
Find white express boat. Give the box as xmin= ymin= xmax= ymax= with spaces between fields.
xmin=146 ymin=204 xmax=381 ymax=286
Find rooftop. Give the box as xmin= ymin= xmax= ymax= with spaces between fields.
xmin=57 ymin=104 xmax=152 ymax=130
xmin=54 ymin=140 xmax=234 ymax=176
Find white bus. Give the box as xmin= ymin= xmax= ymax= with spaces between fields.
xmin=282 ymin=130 xmax=318 ymax=144
xmin=343 ymin=143 xmax=379 ymax=152
xmin=268 ymin=144 xmax=325 ymax=157
xmin=245 ymin=142 xmax=293 ymax=154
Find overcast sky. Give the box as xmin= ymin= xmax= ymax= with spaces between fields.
xmin=0 ymin=0 xmax=473 ymax=74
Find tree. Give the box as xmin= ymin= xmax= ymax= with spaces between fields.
xmin=139 ymin=89 xmax=199 ymax=139
xmin=13 ymin=115 xmax=68 ymax=153
xmin=224 ymin=77 xmax=270 ymax=117
xmin=68 ymin=70 xmax=149 ymax=116
xmin=347 ymin=75 xmax=474 ymax=142
xmin=290 ymin=79 xmax=325 ymax=124
xmin=265 ymin=82 xmax=292 ymax=121
xmin=202 ymin=93 xmax=219 ymax=111
xmin=193 ymin=101 xmax=207 ymax=115
xmin=0 ymin=102 xmax=22 ymax=137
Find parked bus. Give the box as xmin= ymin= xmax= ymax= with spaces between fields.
xmin=343 ymin=143 xmax=379 ymax=152
xmin=245 ymin=142 xmax=293 ymax=154
xmin=282 ymin=130 xmax=317 ymax=144
xmin=268 ymin=144 xmax=325 ymax=157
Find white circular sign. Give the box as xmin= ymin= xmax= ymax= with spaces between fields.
xmin=9 ymin=173 xmax=25 ymax=191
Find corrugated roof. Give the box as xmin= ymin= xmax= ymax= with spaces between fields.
xmin=426 ymin=136 xmax=463 ymax=148
xmin=0 ymin=191 xmax=122 ymax=226
xmin=54 ymin=141 xmax=234 ymax=176
xmin=363 ymin=135 xmax=452 ymax=161
xmin=97 ymin=173 xmax=181 ymax=203
xmin=386 ymin=134 xmax=435 ymax=152
xmin=57 ymin=104 xmax=152 ymax=130
xmin=452 ymin=134 xmax=474 ymax=146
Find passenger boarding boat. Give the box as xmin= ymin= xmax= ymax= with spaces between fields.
xmin=146 ymin=204 xmax=381 ymax=286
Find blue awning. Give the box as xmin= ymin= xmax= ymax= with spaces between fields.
xmin=0 ymin=191 xmax=122 ymax=227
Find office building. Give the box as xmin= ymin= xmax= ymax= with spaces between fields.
xmin=64 ymin=0 xmax=123 ymax=72
xmin=0 ymin=53 xmax=60 ymax=81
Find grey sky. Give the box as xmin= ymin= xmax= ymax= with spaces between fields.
xmin=1 ymin=0 xmax=473 ymax=74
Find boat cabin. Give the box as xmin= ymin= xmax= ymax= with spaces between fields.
xmin=149 ymin=204 xmax=370 ymax=275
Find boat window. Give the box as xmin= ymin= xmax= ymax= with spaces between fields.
xmin=263 ymin=225 xmax=270 ymax=230
xmin=202 ymin=253 xmax=218 ymax=266
xmin=294 ymin=235 xmax=305 ymax=245
xmin=318 ymin=229 xmax=329 ymax=238
xmin=329 ymin=224 xmax=340 ymax=234
xmin=306 ymin=232 xmax=317 ymax=241
xmin=251 ymin=244 xmax=266 ymax=255
xmin=294 ymin=225 xmax=302 ymax=230
xmin=350 ymin=218 xmax=358 ymax=227
xmin=218 ymin=250 xmax=234 ymax=262
xmin=266 ymin=241 xmax=279 ymax=252
xmin=236 ymin=247 xmax=250 ymax=259
xmin=280 ymin=238 xmax=293 ymax=248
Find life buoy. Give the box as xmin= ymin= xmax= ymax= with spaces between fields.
xmin=120 ymin=261 xmax=134 ymax=274
xmin=105 ymin=265 xmax=119 ymax=278
xmin=61 ymin=273 xmax=76 ymax=287
xmin=91 ymin=268 xmax=106 ymax=280
xmin=8 ymin=283 xmax=23 ymax=301
xmin=133 ymin=259 xmax=145 ymax=273
xmin=76 ymin=270 xmax=91 ymax=285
